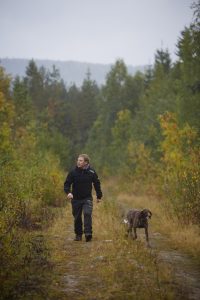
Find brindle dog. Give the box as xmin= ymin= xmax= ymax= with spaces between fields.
xmin=126 ymin=209 xmax=152 ymax=247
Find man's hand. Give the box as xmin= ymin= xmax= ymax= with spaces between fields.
xmin=96 ymin=198 xmax=102 ymax=203
xmin=67 ymin=193 xmax=73 ymax=200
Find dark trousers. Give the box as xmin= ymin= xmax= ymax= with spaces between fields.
xmin=71 ymin=198 xmax=93 ymax=236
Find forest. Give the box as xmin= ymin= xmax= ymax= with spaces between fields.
xmin=0 ymin=2 xmax=200 ymax=299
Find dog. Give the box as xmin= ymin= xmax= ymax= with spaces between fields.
xmin=125 ymin=209 xmax=152 ymax=247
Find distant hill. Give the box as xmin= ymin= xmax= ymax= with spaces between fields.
xmin=0 ymin=58 xmax=146 ymax=87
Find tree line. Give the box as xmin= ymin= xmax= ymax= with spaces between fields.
xmin=1 ymin=1 xmax=200 ymax=220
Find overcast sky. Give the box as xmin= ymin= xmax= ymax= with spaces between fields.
xmin=0 ymin=0 xmax=194 ymax=66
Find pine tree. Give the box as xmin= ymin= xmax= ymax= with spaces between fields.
xmin=176 ymin=2 xmax=200 ymax=132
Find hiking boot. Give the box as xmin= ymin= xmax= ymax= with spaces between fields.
xmin=85 ymin=234 xmax=92 ymax=242
xmin=74 ymin=235 xmax=82 ymax=241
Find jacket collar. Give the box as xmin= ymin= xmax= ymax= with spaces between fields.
xmin=76 ymin=164 xmax=90 ymax=171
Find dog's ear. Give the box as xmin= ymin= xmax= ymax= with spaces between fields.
xmin=140 ymin=209 xmax=146 ymax=218
xmin=148 ymin=210 xmax=152 ymax=218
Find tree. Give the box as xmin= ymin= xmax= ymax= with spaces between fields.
xmin=102 ymin=59 xmax=129 ymax=126
xmin=24 ymin=59 xmax=45 ymax=110
xmin=176 ymin=2 xmax=200 ymax=132
xmin=0 ymin=67 xmax=15 ymax=160
xmin=110 ymin=109 xmax=133 ymax=169
xmin=68 ymin=71 xmax=99 ymax=150
xmin=154 ymin=48 xmax=172 ymax=77
xmin=12 ymin=76 xmax=33 ymax=128
xmin=131 ymin=49 xmax=175 ymax=158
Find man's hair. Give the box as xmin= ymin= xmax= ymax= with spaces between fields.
xmin=78 ymin=154 xmax=90 ymax=164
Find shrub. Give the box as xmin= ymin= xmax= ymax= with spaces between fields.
xmin=159 ymin=112 xmax=200 ymax=224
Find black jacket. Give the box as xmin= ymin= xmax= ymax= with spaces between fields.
xmin=64 ymin=166 xmax=102 ymax=200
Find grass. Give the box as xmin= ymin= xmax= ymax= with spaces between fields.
xmin=45 ymin=196 xmax=183 ymax=300
xmin=115 ymin=189 xmax=200 ymax=262
xmin=5 ymin=177 xmax=199 ymax=299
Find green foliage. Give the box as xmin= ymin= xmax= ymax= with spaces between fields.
xmin=102 ymin=59 xmax=134 ymax=127
xmin=154 ymin=48 xmax=172 ymax=75
xmin=159 ymin=112 xmax=200 ymax=224
xmin=131 ymin=49 xmax=175 ymax=158
xmin=176 ymin=3 xmax=200 ymax=131
xmin=84 ymin=114 xmax=110 ymax=172
xmin=36 ymin=126 xmax=72 ymax=168
xmin=0 ymin=66 xmax=67 ymax=298
xmin=68 ymin=73 xmax=99 ymax=149
xmin=127 ymin=141 xmax=157 ymax=183
xmin=85 ymin=60 xmax=146 ymax=172
xmin=0 ymin=68 xmax=15 ymax=161
xmin=112 ymin=109 xmax=132 ymax=145
xmin=25 ymin=59 xmax=46 ymax=110
xmin=13 ymin=76 xmax=34 ymax=127
xmin=110 ymin=109 xmax=133 ymax=169
xmin=0 ymin=93 xmax=14 ymax=157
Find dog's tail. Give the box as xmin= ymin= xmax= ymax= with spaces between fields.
xmin=123 ymin=218 xmax=128 ymax=224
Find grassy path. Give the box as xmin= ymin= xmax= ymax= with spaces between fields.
xmin=115 ymin=191 xmax=200 ymax=300
xmin=41 ymin=178 xmax=200 ymax=300
xmin=46 ymin=207 xmax=107 ymax=299
xmin=46 ymin=205 xmax=169 ymax=300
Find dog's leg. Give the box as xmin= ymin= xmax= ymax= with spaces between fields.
xmin=145 ymin=226 xmax=151 ymax=247
xmin=133 ymin=227 xmax=137 ymax=240
xmin=127 ymin=223 xmax=132 ymax=237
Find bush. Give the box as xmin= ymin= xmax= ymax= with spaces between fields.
xmin=159 ymin=112 xmax=200 ymax=224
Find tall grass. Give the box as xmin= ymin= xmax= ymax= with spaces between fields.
xmin=47 ymin=197 xmax=181 ymax=300
xmin=115 ymin=184 xmax=200 ymax=262
xmin=0 ymin=150 xmax=65 ymax=299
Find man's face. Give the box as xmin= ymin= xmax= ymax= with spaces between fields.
xmin=77 ymin=156 xmax=87 ymax=168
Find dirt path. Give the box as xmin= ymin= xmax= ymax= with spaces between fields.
xmin=47 ymin=207 xmax=108 ymax=300
xmin=46 ymin=197 xmax=200 ymax=300
xmin=151 ymin=232 xmax=200 ymax=300
xmin=115 ymin=195 xmax=200 ymax=300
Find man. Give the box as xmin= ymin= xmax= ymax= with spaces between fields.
xmin=64 ymin=154 xmax=103 ymax=242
